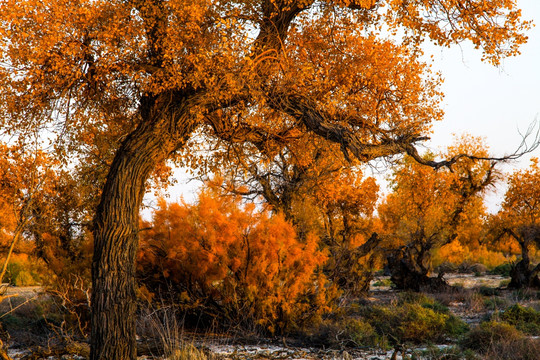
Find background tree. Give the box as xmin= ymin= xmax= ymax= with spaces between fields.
xmin=379 ymin=137 xmax=497 ymax=291
xmin=0 ymin=142 xmax=59 ymax=285
xmin=492 ymin=158 xmax=540 ymax=288
xmin=0 ymin=0 xmax=530 ymax=357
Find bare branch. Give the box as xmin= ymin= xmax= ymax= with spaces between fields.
xmin=405 ymin=117 xmax=540 ymax=169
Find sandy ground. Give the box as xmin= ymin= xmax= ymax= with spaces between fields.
xmin=2 ymin=286 xmax=42 ymax=298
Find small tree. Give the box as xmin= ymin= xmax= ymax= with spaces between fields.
xmin=203 ymin=134 xmax=382 ymax=295
xmin=493 ymin=158 xmax=540 ymax=288
xmin=0 ymin=142 xmax=59 ymax=285
xmin=379 ymin=137 xmax=497 ymax=291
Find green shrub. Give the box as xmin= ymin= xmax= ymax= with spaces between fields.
xmin=344 ymin=319 xmax=377 ymax=346
xmin=308 ymin=319 xmax=382 ymax=348
xmin=3 ymin=261 xmax=23 ymax=284
xmin=371 ymin=278 xmax=393 ymax=287
xmin=461 ymin=321 xmax=540 ymax=360
xmin=489 ymin=263 xmax=512 ymax=277
xmin=360 ymin=302 xmax=468 ymax=344
xmin=444 ymin=313 xmax=470 ymax=337
xmin=397 ymin=291 xmax=434 ymax=306
xmin=400 ymin=304 xmax=448 ymax=343
xmin=483 ymin=296 xmax=510 ymax=311
xmin=499 ymin=304 xmax=540 ymax=335
xmin=461 ymin=321 xmax=524 ymax=351
xmin=3 ymin=260 xmax=41 ymax=286
xmin=14 ymin=270 xmax=35 ymax=286
xmin=398 ymin=291 xmax=450 ymax=314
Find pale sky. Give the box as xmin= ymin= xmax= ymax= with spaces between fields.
xmin=159 ymin=0 xmax=540 ymax=210
xmin=426 ymin=0 xmax=540 ymax=165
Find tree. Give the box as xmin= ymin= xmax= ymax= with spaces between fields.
xmin=492 ymin=158 xmax=540 ymax=288
xmin=379 ymin=137 xmax=497 ymax=291
xmin=0 ymin=1 xmax=530 ymax=358
xmin=196 ymin=130 xmax=382 ymax=295
xmin=0 ymin=142 xmax=59 ymax=284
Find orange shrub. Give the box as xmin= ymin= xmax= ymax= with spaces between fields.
xmin=138 ymin=189 xmax=334 ymax=333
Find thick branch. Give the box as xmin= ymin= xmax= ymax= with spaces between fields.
xmin=271 ymin=93 xmax=540 ymax=169
xmin=268 ymin=93 xmax=427 ymax=162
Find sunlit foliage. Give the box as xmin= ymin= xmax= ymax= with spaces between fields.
xmin=379 ymin=136 xmax=497 ymax=290
xmin=0 ymin=0 xmax=531 ymax=356
xmin=492 ymin=158 xmax=540 ymax=288
xmin=138 ymin=185 xmax=333 ymax=334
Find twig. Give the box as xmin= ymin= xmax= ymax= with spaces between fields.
xmin=0 ymin=295 xmax=38 ymax=319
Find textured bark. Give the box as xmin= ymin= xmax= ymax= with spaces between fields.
xmin=330 ymin=233 xmax=381 ymax=295
xmin=90 ymin=95 xmax=196 ymax=360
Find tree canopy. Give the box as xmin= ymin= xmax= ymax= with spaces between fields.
xmin=379 ymin=136 xmax=497 ymax=290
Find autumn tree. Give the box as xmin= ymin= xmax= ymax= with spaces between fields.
xmin=379 ymin=137 xmax=497 ymax=291
xmin=492 ymin=158 xmax=540 ymax=288
xmin=313 ymin=166 xmax=382 ymax=295
xmin=138 ymin=187 xmax=331 ymax=334
xmin=0 ymin=142 xmax=60 ymax=285
xmin=0 ymin=0 xmax=531 ymax=358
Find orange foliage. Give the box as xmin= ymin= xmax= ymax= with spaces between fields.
xmin=0 ymin=142 xmax=94 ymax=285
xmin=500 ymin=158 xmax=540 ymax=227
xmin=138 ymin=187 xmax=333 ymax=333
xmin=379 ymin=136 xmax=496 ymax=272
xmin=0 ymin=142 xmax=59 ymax=282
xmin=312 ymin=167 xmax=382 ymax=294
xmin=492 ymin=158 xmax=540 ymax=265
xmin=433 ymin=241 xmax=513 ymax=269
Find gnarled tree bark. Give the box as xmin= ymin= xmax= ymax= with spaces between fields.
xmin=90 ymin=94 xmax=196 ymax=360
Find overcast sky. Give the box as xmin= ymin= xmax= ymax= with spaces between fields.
xmin=159 ymin=0 xmax=540 ymax=209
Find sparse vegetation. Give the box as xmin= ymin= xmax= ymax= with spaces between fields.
xmin=357 ymin=293 xmax=469 ymax=345
xmin=498 ymin=304 xmax=540 ymax=335
xmin=490 ymin=263 xmax=514 ymax=277
xmin=461 ymin=321 xmax=540 ymax=360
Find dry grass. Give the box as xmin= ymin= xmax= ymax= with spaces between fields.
xmin=137 ymin=305 xmax=218 ymax=360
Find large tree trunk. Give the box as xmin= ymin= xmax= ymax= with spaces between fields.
xmin=508 ymin=259 xmax=540 ymax=289
xmin=90 ymin=95 xmax=195 ymax=359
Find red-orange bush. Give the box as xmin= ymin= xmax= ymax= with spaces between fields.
xmin=138 ymin=188 xmax=334 ymax=333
